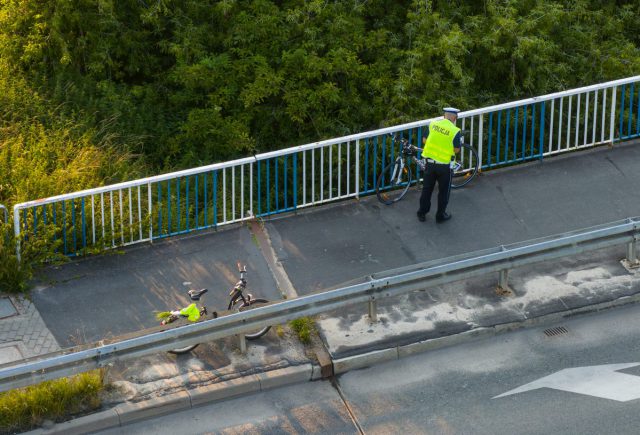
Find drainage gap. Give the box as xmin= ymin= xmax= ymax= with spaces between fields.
xmin=330 ymin=377 xmax=366 ymax=435
xmin=543 ymin=326 xmax=569 ymax=337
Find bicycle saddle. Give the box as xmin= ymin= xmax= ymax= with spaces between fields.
xmin=188 ymin=288 xmax=208 ymax=301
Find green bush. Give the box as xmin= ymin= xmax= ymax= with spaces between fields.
xmin=0 ymin=370 xmax=105 ymax=434
xmin=0 ymin=222 xmax=66 ymax=294
xmin=289 ymin=317 xmax=316 ymax=344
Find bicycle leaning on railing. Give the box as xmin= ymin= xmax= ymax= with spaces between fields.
xmin=375 ymin=133 xmax=480 ymax=205
xmin=156 ymin=262 xmax=271 ymax=354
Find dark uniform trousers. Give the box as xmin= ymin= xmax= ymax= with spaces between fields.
xmin=418 ymin=161 xmax=452 ymax=218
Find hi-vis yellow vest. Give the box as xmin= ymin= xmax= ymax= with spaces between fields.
xmin=180 ymin=303 xmax=201 ymax=322
xmin=422 ymin=118 xmax=460 ymax=164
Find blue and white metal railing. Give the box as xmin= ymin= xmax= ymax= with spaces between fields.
xmin=0 ymin=204 xmax=7 ymax=224
xmin=12 ymin=75 xmax=640 ymax=260
xmin=460 ymin=78 xmax=640 ymax=169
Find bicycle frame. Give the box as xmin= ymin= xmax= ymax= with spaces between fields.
xmin=389 ymin=156 xmax=407 ymax=185
xmin=161 ymin=262 xmax=270 ymax=352
xmin=412 ymin=142 xmax=478 ymax=178
xmin=228 ymin=263 xmax=251 ymax=308
xmin=376 ymin=134 xmax=479 ymax=204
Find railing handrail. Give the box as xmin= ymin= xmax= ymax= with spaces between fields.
xmin=13 ymin=74 xmax=640 ymax=211
xmin=0 ymin=204 xmax=7 ymax=224
xmin=1 ymin=216 xmax=638 ymax=392
xmin=462 ymin=75 xmax=640 ymax=117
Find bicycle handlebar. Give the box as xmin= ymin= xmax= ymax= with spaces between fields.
xmin=390 ymin=131 xmax=468 ymax=149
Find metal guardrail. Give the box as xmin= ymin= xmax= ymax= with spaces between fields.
xmin=1 ymin=217 xmax=639 ymax=392
xmin=0 ymin=204 xmax=7 ymax=225
xmin=12 ymin=76 xmax=640 ymax=259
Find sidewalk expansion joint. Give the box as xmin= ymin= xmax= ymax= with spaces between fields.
xmin=247 ymin=219 xmax=298 ymax=300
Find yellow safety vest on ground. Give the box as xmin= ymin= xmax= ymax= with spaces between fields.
xmin=422 ymin=119 xmax=460 ymax=164
xmin=180 ymin=303 xmax=201 ymax=322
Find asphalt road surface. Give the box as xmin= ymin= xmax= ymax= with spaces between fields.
xmin=97 ymin=302 xmax=640 ymax=435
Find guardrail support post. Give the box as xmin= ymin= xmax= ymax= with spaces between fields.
xmin=628 ymin=241 xmax=637 ymax=262
xmin=496 ymin=269 xmax=513 ymax=296
xmin=623 ymin=239 xmax=640 ymax=270
xmin=498 ymin=269 xmax=508 ymax=288
xmin=239 ymin=334 xmax=247 ymax=353
xmin=368 ymin=298 xmax=377 ymax=323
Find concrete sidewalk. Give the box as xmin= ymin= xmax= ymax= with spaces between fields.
xmin=266 ymin=141 xmax=640 ymax=294
xmin=27 ymin=225 xmax=283 ymax=349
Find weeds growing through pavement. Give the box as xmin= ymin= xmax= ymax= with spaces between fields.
xmin=0 ymin=369 xmax=105 ymax=434
xmin=289 ymin=317 xmax=316 ymax=344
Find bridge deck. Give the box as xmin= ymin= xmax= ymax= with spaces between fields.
xmin=29 ymin=140 xmax=640 ymax=348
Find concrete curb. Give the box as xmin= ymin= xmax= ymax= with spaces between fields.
xmin=115 ymin=390 xmax=191 ymax=426
xmin=332 ymin=293 xmax=640 ymax=374
xmin=27 ymin=409 xmax=120 ymax=435
xmin=188 ymin=374 xmax=260 ymax=408
xmin=28 ymin=363 xmax=314 ymax=435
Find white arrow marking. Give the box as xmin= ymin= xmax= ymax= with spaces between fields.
xmin=494 ymin=363 xmax=640 ymax=402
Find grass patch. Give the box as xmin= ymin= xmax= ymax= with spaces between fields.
xmin=0 ymin=222 xmax=67 ymax=294
xmin=288 ymin=317 xmax=315 ymax=344
xmin=0 ymin=369 xmax=105 ymax=434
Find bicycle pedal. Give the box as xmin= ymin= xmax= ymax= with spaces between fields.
xmin=161 ymin=314 xmax=178 ymax=325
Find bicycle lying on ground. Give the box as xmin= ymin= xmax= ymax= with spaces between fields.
xmin=375 ymin=133 xmax=480 ymax=205
xmin=155 ymin=262 xmax=271 ymax=354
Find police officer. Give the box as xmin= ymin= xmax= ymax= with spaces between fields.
xmin=417 ymin=107 xmax=461 ymax=223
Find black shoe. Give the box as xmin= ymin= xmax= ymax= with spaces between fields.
xmin=436 ymin=212 xmax=451 ymax=223
xmin=417 ymin=212 xmax=426 ymax=222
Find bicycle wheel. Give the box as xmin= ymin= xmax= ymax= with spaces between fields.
xmin=167 ymin=308 xmax=215 ymax=355
xmin=376 ymin=159 xmax=412 ymax=205
xmin=231 ymin=298 xmax=271 ymax=340
xmin=451 ymin=144 xmax=479 ymax=188
xmin=168 ymin=343 xmax=199 ymax=355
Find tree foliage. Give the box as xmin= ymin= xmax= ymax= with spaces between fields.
xmin=1 ymin=0 xmax=639 ymax=209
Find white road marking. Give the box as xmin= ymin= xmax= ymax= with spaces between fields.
xmin=494 ymin=363 xmax=640 ymax=402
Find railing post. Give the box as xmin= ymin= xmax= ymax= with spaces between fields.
xmin=0 ymin=204 xmax=7 ymax=250
xmin=148 ymin=182 xmax=153 ymax=241
xmin=609 ymin=86 xmax=617 ymax=144
xmin=250 ymin=160 xmax=255 ymax=213
xmin=478 ymin=114 xmax=484 ymax=170
xmin=539 ymin=101 xmax=545 ymax=160
xmin=368 ymin=297 xmax=377 ymax=323
xmin=13 ymin=206 xmax=21 ymax=262
xmin=238 ymin=334 xmax=247 ymax=353
xmin=355 ymin=139 xmax=360 ymax=198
